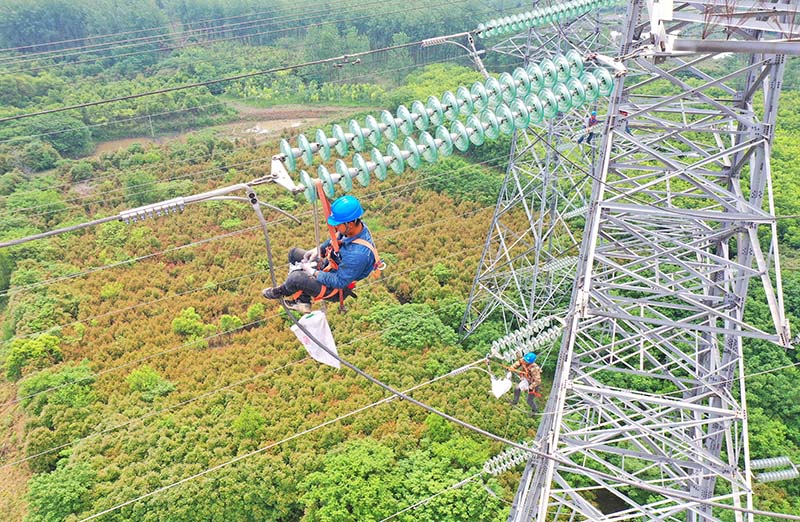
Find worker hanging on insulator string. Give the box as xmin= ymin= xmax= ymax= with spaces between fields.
xmin=262 ymin=194 xmax=384 ymax=313
xmin=576 ymin=110 xmax=599 ymax=145
xmin=506 ymin=352 xmax=542 ymax=416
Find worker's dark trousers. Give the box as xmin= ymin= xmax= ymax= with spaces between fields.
xmin=277 ymin=248 xmax=324 ymax=303
xmin=511 ymin=388 xmax=538 ymax=414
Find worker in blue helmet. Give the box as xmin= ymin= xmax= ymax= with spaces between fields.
xmin=507 ymin=352 xmax=542 ymax=416
xmin=262 ymin=195 xmax=381 ymax=313
xmin=577 ymin=110 xmax=599 ymax=145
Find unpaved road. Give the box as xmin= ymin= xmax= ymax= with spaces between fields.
xmin=93 ymin=103 xmax=365 ymax=156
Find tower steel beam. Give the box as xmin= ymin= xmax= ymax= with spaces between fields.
xmin=462 ymin=7 xmax=620 ymax=334
xmin=507 ymin=1 xmax=793 ymax=521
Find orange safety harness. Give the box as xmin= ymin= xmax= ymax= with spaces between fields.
xmin=506 ymin=360 xmax=543 ymax=397
xmin=289 ymin=181 xmax=384 ymax=312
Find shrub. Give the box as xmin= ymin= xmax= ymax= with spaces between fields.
xmin=219 ymin=314 xmax=243 ymax=332
xmin=172 ymin=307 xmax=207 ymax=337
xmin=368 ymin=303 xmax=457 ymax=349
xmin=127 ymin=366 xmax=175 ymax=402
xmin=5 ymin=334 xmax=63 ymax=380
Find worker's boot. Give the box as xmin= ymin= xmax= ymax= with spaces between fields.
xmin=262 ymin=286 xmax=290 ymax=300
xmin=263 ymin=286 xmax=312 ymax=313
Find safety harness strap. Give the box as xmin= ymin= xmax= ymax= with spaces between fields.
xmin=314 ymin=180 xmax=339 ymax=254
xmin=352 ymin=238 xmax=385 ymax=278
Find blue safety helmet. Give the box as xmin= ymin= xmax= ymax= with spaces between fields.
xmin=591 ymin=110 xmax=597 ymax=116
xmin=523 ymin=352 xmax=537 ymax=364
xmin=328 ymin=195 xmax=364 ymax=226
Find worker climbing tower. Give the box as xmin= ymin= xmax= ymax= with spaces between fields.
xmin=462 ymin=1 xmax=620 ymax=332
xmin=498 ymin=1 xmax=795 ymax=520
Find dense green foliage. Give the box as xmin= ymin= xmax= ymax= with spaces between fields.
xmin=0 ymin=2 xmax=798 ymax=521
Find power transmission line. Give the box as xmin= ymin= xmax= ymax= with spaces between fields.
xmin=0 ymin=7 xmax=289 ymax=53
xmin=0 ymin=357 xmax=311 ymax=469
xmin=0 ymin=50 xmax=475 ymax=205
xmin=378 ymin=472 xmax=485 ymax=521
xmin=2 ymin=0 xmax=432 ymax=72
xmin=0 ymin=31 xmax=473 ymax=124
xmin=4 ymin=206 xmax=494 ymax=406
xmin=77 ymin=357 xmax=489 ymax=522
xmin=1 ymin=156 xmax=504 ymax=296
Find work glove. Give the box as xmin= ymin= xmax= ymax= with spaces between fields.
xmin=301 ymin=261 xmax=317 ymax=277
xmin=302 ymin=249 xmax=320 ymax=263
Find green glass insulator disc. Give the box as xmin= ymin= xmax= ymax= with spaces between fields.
xmin=332 ymin=124 xmax=348 ymax=156
xmin=402 ymin=136 xmax=421 ymax=169
xmin=466 ymin=114 xmax=485 ymax=146
xmin=456 ymin=85 xmax=474 ymax=116
xmin=521 ymin=11 xmax=533 ymax=27
xmin=280 ymin=139 xmax=297 ymax=172
xmin=451 ymin=120 xmax=470 ymax=152
xmin=566 ymin=49 xmax=584 ymax=78
xmin=435 ymin=125 xmax=453 ymax=157
xmin=567 ymin=77 xmax=586 ymax=108
xmin=296 ymin=134 xmax=314 ymax=166
xmin=471 ymin=81 xmax=489 ymax=113
xmin=334 ymin=159 xmax=355 ymax=191
xmin=526 ymin=62 xmax=544 ymax=93
xmin=396 ymin=104 xmax=415 ymax=135
xmin=353 ymin=153 xmax=371 ymax=187
xmin=593 ymin=67 xmax=614 ymax=96
xmin=371 ymin=147 xmax=388 ymax=181
xmin=477 ymin=23 xmax=486 ymax=38
xmin=379 ymin=110 xmax=398 ymax=142
xmin=581 ymin=71 xmax=600 ymax=102
xmin=299 ymin=169 xmax=316 ymax=203
xmin=484 ymin=77 xmax=502 ymax=108
xmin=541 ymin=58 xmax=558 ymax=88
xmin=348 ymin=120 xmax=366 ymax=152
xmin=387 ymin=142 xmax=405 ymax=174
xmin=499 ymin=72 xmax=517 ymax=104
xmin=419 ymin=131 xmax=438 ymax=163
xmin=553 ymin=82 xmax=573 ymax=113
xmin=487 ymin=18 xmax=498 ymax=32
xmin=554 ymin=54 xmax=571 ymax=83
xmin=539 ymin=88 xmax=559 ymax=119
xmin=510 ymin=98 xmax=530 ymax=129
xmin=530 ymin=8 xmax=542 ymax=26
xmin=364 ymin=115 xmax=382 ymax=147
xmin=496 ymin=104 xmax=515 ymax=135
xmin=512 ymin=14 xmax=524 ymax=31
xmin=317 ymin=162 xmax=335 ymax=197
xmin=324 ymin=164 xmax=351 ymax=193
xmin=426 ymin=95 xmax=445 ymax=127
xmin=315 ymin=129 xmax=332 ymax=161
xmin=480 ymin=110 xmax=500 ymax=140
xmin=411 ymin=100 xmax=430 ymax=131
xmin=525 ymin=92 xmax=544 ymax=124
xmin=442 ymin=91 xmax=459 ymax=121
xmin=512 ymin=67 xmax=531 ymax=98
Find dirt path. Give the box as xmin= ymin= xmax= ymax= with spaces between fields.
xmin=93 ymin=102 xmax=367 ymax=156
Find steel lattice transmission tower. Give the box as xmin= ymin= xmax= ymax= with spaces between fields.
xmin=508 ymin=1 xmax=796 ymax=521
xmin=461 ymin=6 xmax=620 ymax=333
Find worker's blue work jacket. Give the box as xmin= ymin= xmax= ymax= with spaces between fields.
xmin=317 ymin=226 xmax=376 ymax=289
